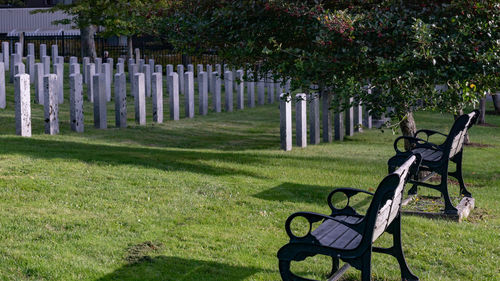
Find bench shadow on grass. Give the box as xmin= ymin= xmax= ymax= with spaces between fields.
xmin=254 ymin=182 xmax=373 ymax=210
xmin=96 ymin=256 xmax=259 ymax=281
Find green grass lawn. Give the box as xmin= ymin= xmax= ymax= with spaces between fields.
xmin=0 ymin=65 xmax=499 ymax=280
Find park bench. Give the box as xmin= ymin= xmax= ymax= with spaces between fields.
xmin=387 ymin=110 xmax=480 ymax=214
xmin=277 ymin=154 xmax=421 ymax=281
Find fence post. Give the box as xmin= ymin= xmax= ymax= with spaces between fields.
xmin=61 ymin=31 xmax=65 ymax=57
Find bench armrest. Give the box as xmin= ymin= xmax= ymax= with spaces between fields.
xmin=393 ymin=136 xmax=441 ymax=154
xmin=284 ymin=211 xmax=357 ymax=241
xmin=415 ymin=129 xmax=448 ymax=141
xmin=327 ymin=188 xmax=373 ymax=216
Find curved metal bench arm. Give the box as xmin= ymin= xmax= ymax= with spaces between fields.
xmin=414 ymin=129 xmax=448 ymax=141
xmin=327 ymin=188 xmax=374 ymax=216
xmin=284 ymin=211 xmax=358 ymax=241
xmin=393 ymin=136 xmax=441 ymax=154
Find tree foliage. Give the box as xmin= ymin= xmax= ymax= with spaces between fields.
xmin=156 ymin=0 xmax=499 ymax=133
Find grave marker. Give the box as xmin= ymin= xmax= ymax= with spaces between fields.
xmin=280 ymin=93 xmax=292 ymax=151
xmin=184 ymin=71 xmax=195 ymax=118
xmin=143 ymin=64 xmax=151 ymax=97
xmin=133 ymin=73 xmax=146 ymax=125
xmin=212 ymin=71 xmax=221 ymax=113
xmin=44 ymin=74 xmax=59 ymax=135
xmin=114 ymin=72 xmax=127 ymax=128
xmin=236 ymin=70 xmax=244 ymax=110
xmin=54 ymin=63 xmax=64 ymax=103
xmin=0 ymin=62 xmax=5 ymax=108
xmin=296 ymin=93 xmax=307 ymax=147
xmin=34 ymin=63 xmax=44 ymax=104
xmin=224 ymin=71 xmax=233 ymax=112
xmin=86 ymin=63 xmax=95 ymax=102
xmin=309 ymin=92 xmax=320 ymax=145
xmin=69 ymin=73 xmax=84 ymax=133
xmin=152 ymin=72 xmax=163 ymax=123
xmin=198 ymin=71 xmax=208 ymax=115
xmin=168 ymin=72 xmax=179 ymax=120
xmin=93 ymin=73 xmax=107 ymax=129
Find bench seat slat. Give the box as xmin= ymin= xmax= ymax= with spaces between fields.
xmin=311 ymin=217 xmax=363 ymax=250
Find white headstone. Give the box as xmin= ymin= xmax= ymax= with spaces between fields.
xmin=0 ymin=62 xmax=5 ymax=108
xmin=224 ymin=71 xmax=233 ymax=112
xmin=198 ymin=71 xmax=208 ymax=115
xmin=280 ymin=93 xmax=292 ymax=151
xmin=69 ymin=73 xmax=84 ymax=132
xmin=114 ymin=72 xmax=127 ymax=128
xmin=93 ymin=73 xmax=107 ymax=129
xmin=168 ymin=72 xmax=179 ymax=120
xmin=296 ymin=93 xmax=307 ymax=148
xmin=152 ymin=72 xmax=163 ymax=123
xmin=184 ymin=71 xmax=194 ymax=118
xmin=34 ymin=63 xmax=44 ymax=105
xmin=133 ymin=73 xmax=146 ymax=125
xmin=44 ymin=74 xmax=59 ymax=135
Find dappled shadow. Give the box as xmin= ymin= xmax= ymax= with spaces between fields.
xmin=0 ymin=105 xmax=283 ymax=151
xmin=95 ymin=256 xmax=260 ymax=281
xmin=0 ymin=136 xmax=268 ymax=178
xmin=254 ymin=183 xmax=373 ymax=210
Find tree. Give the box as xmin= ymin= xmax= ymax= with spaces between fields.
xmin=156 ymin=0 xmax=499 ymax=140
xmin=33 ymin=0 xmax=172 ymax=60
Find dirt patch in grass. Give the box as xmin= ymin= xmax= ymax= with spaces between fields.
xmin=426 ymin=174 xmax=478 ymax=187
xmin=402 ymin=195 xmax=462 ymax=213
xmin=476 ymin=122 xmax=498 ymax=128
xmin=465 ymin=142 xmax=496 ymax=148
xmin=125 ymin=241 xmax=163 ymax=264
xmin=464 ymin=207 xmax=491 ymax=223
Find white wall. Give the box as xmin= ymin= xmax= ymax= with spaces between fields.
xmin=0 ymin=8 xmax=74 ymax=34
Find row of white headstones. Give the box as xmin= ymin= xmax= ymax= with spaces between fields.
xmin=0 ymin=42 xmax=372 ymax=150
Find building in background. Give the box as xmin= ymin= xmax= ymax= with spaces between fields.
xmin=0 ymin=0 xmax=77 ymax=36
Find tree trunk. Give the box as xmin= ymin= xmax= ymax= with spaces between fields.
xmin=127 ymin=36 xmax=134 ymax=60
xmin=478 ymin=98 xmax=486 ymax=124
xmin=81 ymin=25 xmax=97 ymax=60
xmin=400 ymin=111 xmax=417 ymax=151
xmin=492 ymin=93 xmax=500 ymax=114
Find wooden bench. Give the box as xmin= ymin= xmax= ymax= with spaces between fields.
xmin=388 ymin=110 xmax=480 ymax=214
xmin=277 ymin=154 xmax=421 ymax=281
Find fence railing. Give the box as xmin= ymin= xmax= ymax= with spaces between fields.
xmin=0 ymin=33 xmax=222 ymax=66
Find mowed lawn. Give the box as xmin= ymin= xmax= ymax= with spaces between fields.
xmin=0 ymin=67 xmax=499 ymax=280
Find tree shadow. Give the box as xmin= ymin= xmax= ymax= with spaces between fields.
xmin=0 ymin=136 xmax=268 ymax=179
xmin=96 ymin=256 xmax=260 ymax=281
xmin=254 ymin=182 xmax=373 ymax=210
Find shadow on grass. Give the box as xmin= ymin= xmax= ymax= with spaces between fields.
xmin=96 ymin=256 xmax=259 ymax=281
xmin=254 ymin=182 xmax=373 ymax=210
xmin=0 ymin=136 xmax=268 ymax=178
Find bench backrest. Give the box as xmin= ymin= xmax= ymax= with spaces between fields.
xmin=445 ymin=110 xmax=480 ymax=159
xmin=365 ymin=155 xmax=419 ymax=242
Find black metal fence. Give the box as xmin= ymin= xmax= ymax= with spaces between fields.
xmin=0 ymin=33 xmax=221 ymax=66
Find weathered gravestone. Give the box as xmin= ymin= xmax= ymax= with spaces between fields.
xmin=114 ymin=72 xmax=127 ymax=128
xmin=236 ymin=70 xmax=244 ymax=110
xmin=93 ymin=73 xmax=107 ymax=129
xmin=198 ymin=71 xmax=208 ymax=116
xmin=54 ymin=63 xmax=64 ymax=104
xmin=86 ymin=63 xmax=95 ymax=102
xmin=212 ymin=71 xmax=221 ymax=113
xmin=44 ymin=74 xmax=59 ymax=135
xmin=1 ymin=42 xmax=9 ymax=71
xmin=34 ymin=63 xmax=44 ymax=105
xmin=15 ymin=74 xmax=31 ymax=137
xmin=133 ymin=73 xmax=146 ymax=125
xmin=152 ymin=72 xmax=163 ymax=123
xmin=168 ymin=72 xmax=179 ymax=121
xmin=39 ymin=44 xmax=47 ymax=60
xmin=0 ymin=62 xmax=5 ymax=108
xmin=296 ymin=93 xmax=307 ymax=148
xmin=280 ymin=93 xmax=292 ymax=151
xmin=224 ymin=71 xmax=233 ymax=112
xmin=69 ymin=73 xmax=84 ymax=133
xmin=184 ymin=71 xmax=195 ymax=118
xmin=309 ymin=92 xmax=320 ymax=145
